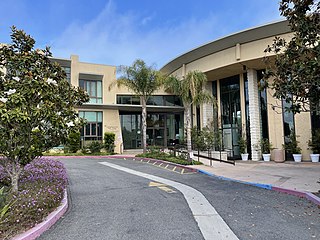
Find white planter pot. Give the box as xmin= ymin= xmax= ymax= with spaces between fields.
xmin=241 ymin=153 xmax=249 ymax=161
xmin=262 ymin=153 xmax=271 ymax=161
xmin=310 ymin=154 xmax=319 ymax=163
xmin=293 ymin=154 xmax=302 ymax=162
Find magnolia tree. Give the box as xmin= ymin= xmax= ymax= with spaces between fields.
xmin=0 ymin=27 xmax=89 ymax=192
xmin=264 ymin=0 xmax=320 ymax=113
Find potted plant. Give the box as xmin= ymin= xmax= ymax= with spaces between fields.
xmin=308 ymin=129 xmax=320 ymax=162
xmin=238 ymin=136 xmax=248 ymax=161
xmin=283 ymin=131 xmax=302 ymax=162
xmin=259 ymin=138 xmax=273 ymax=161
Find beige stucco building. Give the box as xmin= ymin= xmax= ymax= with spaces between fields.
xmin=53 ymin=55 xmax=184 ymax=154
xmin=161 ymin=20 xmax=318 ymax=162
xmin=54 ymin=20 xmax=318 ymax=162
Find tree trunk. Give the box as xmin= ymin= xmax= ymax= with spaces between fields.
xmin=185 ymin=105 xmax=193 ymax=162
xmin=10 ymin=163 xmax=21 ymax=193
xmin=141 ymin=97 xmax=147 ymax=153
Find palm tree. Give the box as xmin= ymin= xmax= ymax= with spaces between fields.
xmin=164 ymin=71 xmax=215 ymax=161
xmin=109 ymin=59 xmax=162 ymax=153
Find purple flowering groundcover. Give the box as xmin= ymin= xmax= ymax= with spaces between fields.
xmin=0 ymin=158 xmax=67 ymax=240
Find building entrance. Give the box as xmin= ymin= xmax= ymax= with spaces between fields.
xmin=120 ymin=113 xmax=183 ymax=149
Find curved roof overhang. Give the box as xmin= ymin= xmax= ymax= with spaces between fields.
xmin=160 ymin=20 xmax=290 ymax=75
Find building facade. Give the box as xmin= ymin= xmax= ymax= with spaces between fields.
xmin=55 ymin=20 xmax=319 ymax=161
xmin=53 ymin=55 xmax=184 ymax=153
xmin=161 ymin=20 xmax=319 ymax=161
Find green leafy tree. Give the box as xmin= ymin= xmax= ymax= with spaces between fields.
xmin=264 ymin=0 xmax=320 ymax=113
xmin=0 ymin=27 xmax=89 ymax=192
xmin=109 ymin=59 xmax=162 ymax=153
xmin=164 ymin=71 xmax=215 ymax=161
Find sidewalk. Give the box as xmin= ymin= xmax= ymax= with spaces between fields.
xmin=122 ymin=149 xmax=320 ymax=193
xmin=189 ymin=160 xmax=320 ymax=193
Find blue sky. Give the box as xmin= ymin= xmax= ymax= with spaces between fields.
xmin=0 ymin=0 xmax=283 ymax=68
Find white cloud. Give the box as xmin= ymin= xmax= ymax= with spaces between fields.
xmin=51 ymin=1 xmax=223 ymax=68
xmin=51 ymin=0 xmax=281 ymax=69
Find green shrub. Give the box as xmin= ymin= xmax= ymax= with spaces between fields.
xmin=104 ymin=132 xmax=115 ymax=153
xmin=238 ymin=136 xmax=247 ymax=154
xmin=283 ymin=131 xmax=301 ymax=154
xmin=308 ymin=129 xmax=320 ymax=154
xmin=259 ymin=138 xmax=273 ymax=154
xmin=147 ymin=145 xmax=163 ymax=153
xmin=88 ymin=141 xmax=103 ymax=154
xmin=65 ymin=131 xmax=81 ymax=153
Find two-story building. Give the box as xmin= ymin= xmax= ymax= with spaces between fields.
xmin=53 ymin=55 xmax=184 ymax=153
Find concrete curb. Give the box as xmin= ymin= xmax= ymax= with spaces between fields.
xmin=197 ymin=169 xmax=320 ymax=206
xmin=197 ymin=169 xmax=273 ymax=189
xmin=12 ymin=190 xmax=68 ymax=240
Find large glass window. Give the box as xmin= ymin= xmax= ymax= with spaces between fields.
xmin=282 ymin=97 xmax=295 ymax=160
xmin=79 ymin=79 xmax=102 ymax=104
xmin=79 ymin=111 xmax=103 ymax=141
xmin=311 ymin=99 xmax=320 ymax=131
xmin=244 ymin=73 xmax=251 ymax=157
xmin=120 ymin=113 xmax=183 ymax=149
xmin=116 ymin=95 xmax=182 ymax=106
xmin=62 ymin=67 xmax=71 ymax=84
xmin=257 ymin=70 xmax=269 ymax=139
xmin=220 ymin=75 xmax=241 ymax=158
xmin=120 ymin=114 xmax=141 ymax=149
xmin=164 ymin=96 xmax=182 ymax=106
xmin=117 ymin=95 xmax=140 ymax=105
xmin=147 ymin=96 xmax=163 ymax=105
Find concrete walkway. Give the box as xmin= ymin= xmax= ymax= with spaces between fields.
xmin=122 ymin=150 xmax=320 ymax=193
xmin=189 ymin=160 xmax=320 ymax=193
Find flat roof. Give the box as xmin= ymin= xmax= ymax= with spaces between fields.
xmin=160 ymin=20 xmax=290 ymax=74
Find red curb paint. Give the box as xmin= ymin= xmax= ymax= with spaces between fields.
xmin=12 ymin=190 xmax=68 ymax=240
xmin=305 ymin=192 xmax=320 ymax=205
xmin=272 ymin=186 xmax=306 ymax=198
xmin=272 ymin=186 xmax=320 ymax=206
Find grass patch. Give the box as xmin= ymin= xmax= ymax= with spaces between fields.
xmin=136 ymin=152 xmax=202 ymax=165
xmin=0 ymin=158 xmax=67 ymax=240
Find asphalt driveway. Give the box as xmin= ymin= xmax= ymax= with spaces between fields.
xmin=39 ymin=157 xmax=320 ymax=240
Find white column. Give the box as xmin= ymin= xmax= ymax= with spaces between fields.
xmin=247 ymin=69 xmax=261 ymax=161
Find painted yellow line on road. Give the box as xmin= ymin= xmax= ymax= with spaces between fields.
xmin=149 ymin=182 xmax=176 ymax=193
xmin=149 ymin=181 xmax=165 ymax=187
xmin=158 ymin=186 xmax=176 ymax=193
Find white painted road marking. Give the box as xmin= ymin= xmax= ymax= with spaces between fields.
xmin=99 ymin=161 xmax=239 ymax=240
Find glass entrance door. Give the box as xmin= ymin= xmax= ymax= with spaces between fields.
xmin=220 ymin=75 xmax=241 ymax=158
xmin=120 ymin=113 xmax=184 ymax=149
xmin=146 ymin=114 xmax=165 ymax=146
